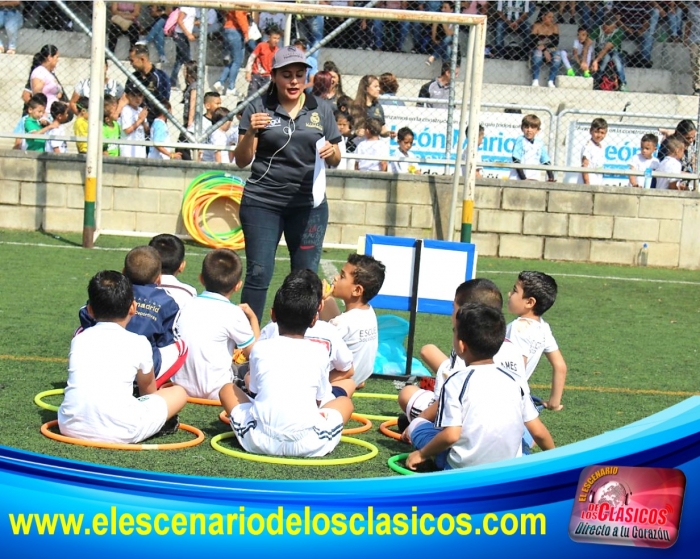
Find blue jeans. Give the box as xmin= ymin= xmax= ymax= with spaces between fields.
xmin=373 ymin=20 xmax=409 ymax=51
xmin=239 ymin=197 xmax=328 ymax=323
xmin=598 ymin=50 xmax=627 ymax=85
xmin=580 ymin=4 xmax=606 ymax=32
xmin=0 ymin=9 xmax=23 ymax=50
xmin=411 ymin=421 xmax=452 ymax=470
xmin=431 ymin=35 xmax=453 ymax=62
xmin=219 ymin=28 xmax=244 ymax=90
xmin=170 ymin=33 xmax=191 ymax=84
xmin=297 ymin=16 xmax=324 ymax=59
xmin=145 ymin=17 xmax=166 ymax=58
xmin=532 ymin=47 xmax=562 ymax=81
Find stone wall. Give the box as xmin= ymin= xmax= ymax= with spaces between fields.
xmin=1 ymin=151 xmax=699 ymax=269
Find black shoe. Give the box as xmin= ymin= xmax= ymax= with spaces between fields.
xmin=397 ymin=413 xmax=410 ymax=434
xmin=155 ymin=415 xmax=180 ymax=437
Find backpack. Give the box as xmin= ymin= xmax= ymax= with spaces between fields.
xmin=598 ymin=61 xmax=619 ymax=91
xmin=164 ymin=8 xmax=180 ymax=36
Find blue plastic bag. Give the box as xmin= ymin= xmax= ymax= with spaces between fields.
xmin=372 ymin=315 xmax=431 ymax=377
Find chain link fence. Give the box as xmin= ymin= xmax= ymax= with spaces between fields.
xmin=0 ymin=1 xmax=699 ymax=184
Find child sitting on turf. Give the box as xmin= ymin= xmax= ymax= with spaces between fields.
xmin=506 ymin=271 xmax=567 ymax=411
xmin=320 ymin=253 xmax=386 ymax=388
xmin=219 ymin=270 xmax=354 ymax=458
xmin=174 ymin=249 xmax=260 ymax=400
xmin=405 ymin=302 xmax=555 ymax=471
xmin=148 ymin=233 xmax=197 ymax=309
xmin=78 ymin=246 xmax=187 ymax=387
xmin=59 ymin=271 xmax=187 ymax=443
xmin=259 ymin=269 xmax=356 ymax=398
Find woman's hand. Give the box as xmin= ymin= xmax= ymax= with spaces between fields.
xmin=248 ymin=112 xmax=271 ymax=131
xmin=317 ymin=140 xmax=336 ymax=160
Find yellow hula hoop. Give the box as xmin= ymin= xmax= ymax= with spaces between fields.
xmin=353 ymin=392 xmax=399 ymax=401
xmin=218 ymin=411 xmax=373 ymax=435
xmin=40 ymin=420 xmax=205 ymax=451
xmin=353 ymin=412 xmax=397 ymax=421
xmin=210 ymin=431 xmax=378 ymax=466
xmin=35 ymin=388 xmax=64 ymax=412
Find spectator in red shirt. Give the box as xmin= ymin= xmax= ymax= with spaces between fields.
xmin=245 ymin=24 xmax=282 ymax=97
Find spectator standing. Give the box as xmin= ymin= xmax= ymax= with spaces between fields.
xmin=245 ymin=25 xmax=282 ymax=97
xmin=323 ymin=61 xmax=344 ymax=105
xmin=0 ymin=1 xmax=23 ymax=54
xmin=685 ymin=1 xmax=700 ymax=95
xmin=30 ymin=44 xmax=63 ymax=113
xmin=139 ymin=4 xmax=169 ymax=65
xmin=124 ymin=44 xmax=170 ymax=125
xmin=659 ymin=120 xmax=697 ymax=173
xmin=379 ymin=72 xmax=405 ymax=106
xmin=69 ymin=59 xmax=124 ymax=116
xmin=215 ymin=10 xmax=248 ymax=97
xmin=170 ymin=6 xmax=197 ymax=91
xmin=494 ymin=0 xmax=534 ymax=52
xmin=373 ymin=2 xmax=410 ymax=52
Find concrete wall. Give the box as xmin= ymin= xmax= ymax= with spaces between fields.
xmin=2 ymin=150 xmax=699 ymax=269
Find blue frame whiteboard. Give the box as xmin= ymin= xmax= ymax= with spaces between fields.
xmin=364 ymin=235 xmax=477 ymax=316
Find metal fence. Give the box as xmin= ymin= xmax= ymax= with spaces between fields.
xmin=1 ymin=0 xmax=699 ymax=180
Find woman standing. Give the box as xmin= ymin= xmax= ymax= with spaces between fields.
xmin=234 ymin=47 xmax=342 ymax=322
xmin=214 ymin=10 xmax=249 ymax=97
xmin=531 ymin=8 xmax=561 ymax=88
xmin=322 ymin=61 xmax=344 ymax=105
xmin=30 ymin=44 xmax=62 ymax=112
xmin=352 ymin=74 xmax=394 ymax=138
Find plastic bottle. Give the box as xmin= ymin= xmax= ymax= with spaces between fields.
xmin=638 ymin=243 xmax=649 ymax=267
xmin=643 ymin=166 xmax=653 ymax=189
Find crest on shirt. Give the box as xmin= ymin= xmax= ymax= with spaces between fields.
xmin=306 ymin=112 xmax=323 ymax=131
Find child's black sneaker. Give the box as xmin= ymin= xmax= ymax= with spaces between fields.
xmin=155 ymin=415 xmax=180 ymax=437
xmin=397 ymin=413 xmax=410 ymax=434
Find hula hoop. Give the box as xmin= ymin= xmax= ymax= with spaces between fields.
xmin=379 ymin=418 xmax=403 ymax=441
xmin=187 ymin=396 xmax=221 ymax=406
xmin=218 ymin=411 xmax=373 ymax=435
xmin=181 ymin=171 xmax=246 ymax=249
xmin=388 ymin=452 xmax=415 ymax=475
xmin=35 ymin=388 xmax=64 ymax=412
xmin=210 ymin=431 xmax=378 ymax=466
xmin=353 ymin=392 xmax=399 ymax=401
xmin=353 ymin=412 xmax=397 ymax=421
xmin=40 ymin=420 xmax=205 ymax=451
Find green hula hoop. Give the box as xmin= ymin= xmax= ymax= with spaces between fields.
xmin=35 ymin=388 xmax=64 ymax=412
xmin=210 ymin=431 xmax=378 ymax=466
xmin=388 ymin=452 xmax=415 ymax=475
xmin=353 ymin=393 xmax=398 ymax=401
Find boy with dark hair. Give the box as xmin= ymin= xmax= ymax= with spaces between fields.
xmin=148 ymin=233 xmax=197 ymax=308
xmin=202 ymin=107 xmax=233 ymax=164
xmin=405 ymin=303 xmax=555 ymax=471
xmin=174 ymin=249 xmax=259 ymax=400
xmin=245 ymin=24 xmax=282 ymax=96
xmin=321 ymin=253 xmax=386 ymax=386
xmin=507 ymin=271 xmax=567 ymax=411
xmin=629 ymin=133 xmax=659 ymax=188
xmin=74 ymin=96 xmax=89 ymax=154
xmin=79 ymin=246 xmax=187 ymax=389
xmin=60 ymin=271 xmax=187 ymax=443
xmin=219 ymin=269 xmax=354 ymax=457
xmin=579 ymin=117 xmax=608 ymax=185
xmin=24 ymin=95 xmax=57 ymax=152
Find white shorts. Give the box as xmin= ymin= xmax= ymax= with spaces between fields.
xmin=406 ymin=388 xmax=435 ymax=421
xmin=229 ymin=403 xmax=344 ymax=457
xmin=58 ymin=394 xmax=168 ymax=444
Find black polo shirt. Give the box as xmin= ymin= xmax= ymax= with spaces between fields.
xmin=240 ymin=92 xmax=342 ymax=209
xmin=366 ymin=99 xmax=385 ymax=126
xmin=126 ymin=65 xmax=170 ymax=121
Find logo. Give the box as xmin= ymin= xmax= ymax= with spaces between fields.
xmin=306 ymin=112 xmax=323 ymax=131
xmin=569 ymin=465 xmax=685 ymax=548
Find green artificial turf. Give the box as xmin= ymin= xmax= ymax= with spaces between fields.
xmin=1 ymin=229 xmax=699 ymax=480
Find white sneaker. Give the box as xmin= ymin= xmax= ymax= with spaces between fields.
xmin=532 ymin=79 xmax=539 ymax=87
xmin=548 ymin=80 xmax=556 ymax=88
xmin=213 ymin=81 xmax=225 ymax=94
xmin=226 ymin=88 xmax=239 ymax=97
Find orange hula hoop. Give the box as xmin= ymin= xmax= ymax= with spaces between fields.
xmin=218 ymin=411 xmax=373 ymax=435
xmin=40 ymin=420 xmax=205 ymax=451
xmin=379 ymin=418 xmax=403 ymax=441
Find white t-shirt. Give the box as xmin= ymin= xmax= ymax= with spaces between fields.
xmin=578 ymin=139 xmax=605 ymax=185
xmin=45 ymin=126 xmax=67 ymax=153
xmin=655 ymin=156 xmax=682 ymax=190
xmin=506 ymin=316 xmax=559 ymax=381
xmin=248 ymin=337 xmax=331 ymax=439
xmin=260 ymin=320 xmax=353 ymax=376
xmin=57 ymin=322 xmax=155 ymax=442
xmin=330 ymin=307 xmax=378 ymax=385
xmin=436 ymin=363 xmax=528 ymax=468
xmin=355 ymin=138 xmax=390 ymax=172
xmin=176 ymin=7 xmax=197 ymax=35
xmin=174 ymin=291 xmax=255 ymax=399
xmin=73 ymin=78 xmax=124 ymax=101
xmin=158 ymin=274 xmax=197 ymax=310
xmin=390 ymin=152 xmax=420 ymax=174
xmin=629 ymin=153 xmax=659 ymax=187
xmin=119 ymin=104 xmax=147 ymax=158
xmin=201 ymin=129 xmax=229 ymax=163
xmin=148 ymin=119 xmax=169 ymax=160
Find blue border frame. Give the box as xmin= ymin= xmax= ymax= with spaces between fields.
xmin=365 ymin=235 xmax=417 ymax=312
